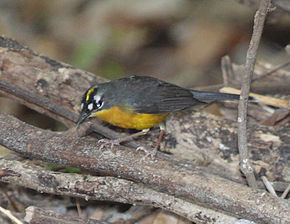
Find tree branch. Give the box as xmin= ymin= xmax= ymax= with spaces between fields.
xmin=0 ymin=113 xmax=289 ymax=223
xmin=0 ymin=159 xmax=237 ymax=224
xmin=252 ymin=60 xmax=290 ymax=82
xmin=237 ymin=0 xmax=271 ymax=189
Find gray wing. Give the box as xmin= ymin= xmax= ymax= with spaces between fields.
xmin=123 ymin=76 xmax=205 ymax=114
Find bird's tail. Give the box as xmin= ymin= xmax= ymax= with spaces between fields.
xmin=191 ymin=90 xmax=240 ymax=101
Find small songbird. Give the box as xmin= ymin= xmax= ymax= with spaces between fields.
xmin=77 ymin=75 xmax=241 ymax=156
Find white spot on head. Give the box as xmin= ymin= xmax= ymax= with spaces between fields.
xmin=94 ymin=94 xmax=103 ymax=109
xmin=94 ymin=94 xmax=101 ymax=103
xmin=87 ymin=103 xmax=93 ymax=111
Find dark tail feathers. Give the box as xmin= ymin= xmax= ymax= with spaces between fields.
xmin=191 ymin=90 xmax=240 ymax=101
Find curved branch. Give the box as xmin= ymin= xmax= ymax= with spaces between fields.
xmin=0 ymin=159 xmax=237 ymax=224
xmin=0 ymin=113 xmax=289 ymax=223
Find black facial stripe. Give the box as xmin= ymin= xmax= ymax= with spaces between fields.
xmin=81 ymin=89 xmax=88 ymax=105
xmin=89 ymin=88 xmax=99 ymax=103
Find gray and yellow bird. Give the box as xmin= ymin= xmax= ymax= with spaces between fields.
xmin=77 ymin=76 xmax=241 ymax=154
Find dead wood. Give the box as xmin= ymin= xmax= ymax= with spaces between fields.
xmin=0 ymin=113 xmax=289 ymax=223
xmin=0 ymin=159 xmax=238 ymax=224
xmin=24 ymin=206 xmax=108 ymax=224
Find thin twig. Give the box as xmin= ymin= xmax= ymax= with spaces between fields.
xmin=281 ymin=184 xmax=290 ymax=199
xmin=0 ymin=206 xmax=24 ymax=224
xmin=261 ymin=176 xmax=278 ymax=197
xmin=220 ymin=87 xmax=289 ymax=108
xmin=76 ymin=198 xmax=82 ymax=217
xmin=237 ymin=0 xmax=272 ymax=189
xmin=252 ymin=60 xmax=290 ymax=82
xmin=221 ymin=55 xmax=235 ymax=85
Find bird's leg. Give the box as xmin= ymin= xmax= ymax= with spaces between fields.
xmin=154 ymin=128 xmax=165 ymax=151
xmin=99 ymin=129 xmax=149 ymax=150
xmin=136 ymin=122 xmax=166 ymax=159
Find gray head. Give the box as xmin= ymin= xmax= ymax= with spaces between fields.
xmin=77 ymin=83 xmax=114 ymax=125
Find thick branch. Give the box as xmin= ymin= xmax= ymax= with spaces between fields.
xmin=0 ymin=113 xmax=289 ymax=223
xmin=0 ymin=159 xmax=237 ymax=224
xmin=237 ymin=0 xmax=271 ymax=188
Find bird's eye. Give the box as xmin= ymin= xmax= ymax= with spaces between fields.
xmin=95 ymin=100 xmax=103 ymax=108
xmin=93 ymin=94 xmax=103 ymax=109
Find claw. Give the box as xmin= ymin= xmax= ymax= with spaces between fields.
xmin=98 ymin=139 xmax=120 ymax=150
xmin=136 ymin=146 xmax=157 ymax=160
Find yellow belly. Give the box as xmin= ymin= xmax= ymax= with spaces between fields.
xmin=90 ymin=106 xmax=168 ymax=130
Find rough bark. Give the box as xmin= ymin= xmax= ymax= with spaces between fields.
xmin=24 ymin=206 xmax=108 ymax=224
xmin=0 ymin=159 xmax=238 ymax=224
xmin=0 ymin=36 xmax=289 ymax=223
xmin=0 ymin=113 xmax=289 ymax=224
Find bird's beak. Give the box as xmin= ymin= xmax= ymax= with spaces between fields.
xmin=76 ymin=111 xmax=89 ymax=126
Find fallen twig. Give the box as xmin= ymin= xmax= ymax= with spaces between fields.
xmin=281 ymin=184 xmax=290 ymax=199
xmin=252 ymin=60 xmax=290 ymax=82
xmin=220 ymin=87 xmax=289 ymax=108
xmin=24 ymin=206 xmax=106 ymax=224
xmin=261 ymin=176 xmax=278 ymax=197
xmin=0 ymin=206 xmax=23 ymax=224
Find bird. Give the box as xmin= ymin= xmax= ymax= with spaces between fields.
xmin=77 ymin=75 xmax=241 ymax=156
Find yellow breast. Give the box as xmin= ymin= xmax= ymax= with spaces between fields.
xmin=90 ymin=106 xmax=168 ymax=130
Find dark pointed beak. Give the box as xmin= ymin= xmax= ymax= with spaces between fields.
xmin=76 ymin=111 xmax=90 ymax=126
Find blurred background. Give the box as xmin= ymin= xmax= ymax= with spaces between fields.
xmin=0 ymin=0 xmax=289 ymax=86
xmin=0 ymin=0 xmax=289 ymax=130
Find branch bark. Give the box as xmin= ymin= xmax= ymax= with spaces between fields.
xmin=0 ymin=159 xmax=237 ymax=224
xmin=24 ymin=206 xmax=107 ymax=224
xmin=0 ymin=113 xmax=289 ymax=223
xmin=237 ymin=0 xmax=271 ymax=189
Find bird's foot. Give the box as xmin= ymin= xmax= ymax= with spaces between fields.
xmin=98 ymin=138 xmax=121 ymax=150
xmin=136 ymin=146 xmax=157 ymax=160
